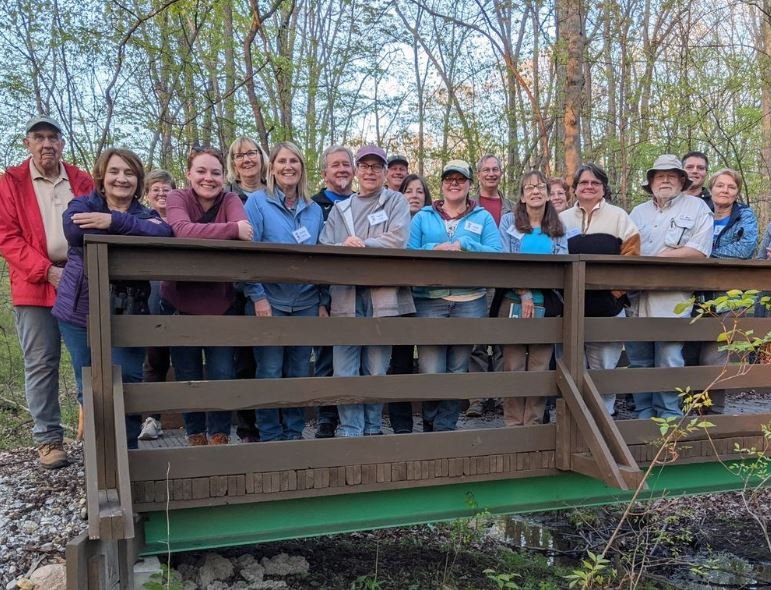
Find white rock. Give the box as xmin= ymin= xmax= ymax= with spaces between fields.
xmin=28 ymin=564 xmax=66 ymax=590
xmin=261 ymin=553 xmax=309 ymax=577
xmin=198 ymin=553 xmax=233 ymax=587
xmin=240 ymin=561 xmax=264 ymax=583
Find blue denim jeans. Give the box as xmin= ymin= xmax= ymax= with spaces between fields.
xmin=333 ymin=289 xmax=391 ymax=437
xmin=249 ymin=302 xmax=315 ymax=441
xmin=585 ymin=309 xmax=626 ymax=415
xmin=415 ymin=296 xmax=487 ymax=431
xmin=58 ymin=319 xmax=144 ymax=449
xmin=313 ymin=346 xmax=339 ymax=426
xmin=625 ymin=340 xmax=685 ymax=419
xmin=161 ymin=300 xmax=234 ymax=437
xmin=14 ymin=306 xmax=63 ymax=444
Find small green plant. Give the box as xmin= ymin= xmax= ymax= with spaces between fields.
xmin=483 ymin=568 xmax=521 ymax=589
xmin=351 ymin=573 xmax=382 ymax=590
xmin=142 ymin=563 xmax=183 ymax=590
xmin=563 ymin=550 xmax=613 ymax=589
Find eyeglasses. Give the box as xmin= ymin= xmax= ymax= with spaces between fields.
xmin=577 ymin=180 xmax=603 ymax=188
xmin=234 ymin=150 xmax=260 ymax=161
xmin=358 ymin=163 xmax=385 ymax=172
xmin=443 ymin=177 xmax=468 ymax=185
xmin=523 ymin=183 xmax=547 ymax=192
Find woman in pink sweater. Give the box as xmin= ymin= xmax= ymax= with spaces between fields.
xmin=160 ymin=147 xmax=253 ymax=445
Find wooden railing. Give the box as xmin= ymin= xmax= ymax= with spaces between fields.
xmin=80 ymin=235 xmax=771 ymax=547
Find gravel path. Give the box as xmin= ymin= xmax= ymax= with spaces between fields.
xmin=0 ymin=443 xmax=86 ymax=587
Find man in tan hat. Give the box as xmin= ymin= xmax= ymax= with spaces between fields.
xmin=0 ymin=116 xmax=93 ymax=468
xmin=626 ymin=154 xmax=713 ymax=419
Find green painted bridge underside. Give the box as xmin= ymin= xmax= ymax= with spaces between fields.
xmin=140 ymin=461 xmax=761 ymax=556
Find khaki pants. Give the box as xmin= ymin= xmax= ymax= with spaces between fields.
xmin=498 ymin=300 xmax=554 ymax=426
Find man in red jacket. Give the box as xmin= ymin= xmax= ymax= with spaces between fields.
xmin=0 ymin=116 xmax=93 ymax=468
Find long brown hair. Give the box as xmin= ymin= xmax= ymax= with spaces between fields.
xmin=514 ymin=170 xmax=564 ymax=237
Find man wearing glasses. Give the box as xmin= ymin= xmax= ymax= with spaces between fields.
xmin=0 ymin=116 xmax=93 ymax=468
xmin=466 ymin=154 xmax=514 ymax=417
xmin=627 ymin=154 xmax=713 ymax=419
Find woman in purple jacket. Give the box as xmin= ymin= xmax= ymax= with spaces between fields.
xmin=52 ymin=148 xmax=172 ymax=449
xmin=160 ymin=147 xmax=254 ymax=446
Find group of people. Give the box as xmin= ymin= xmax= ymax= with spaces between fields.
xmin=0 ymin=114 xmax=762 ymax=470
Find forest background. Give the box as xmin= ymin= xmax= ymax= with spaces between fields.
xmin=1 ymin=0 xmax=771 ymax=221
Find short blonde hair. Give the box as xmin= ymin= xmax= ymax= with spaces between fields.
xmin=226 ymin=137 xmax=268 ymax=185
xmin=267 ymin=141 xmax=309 ymax=202
xmin=708 ymin=168 xmax=743 ymax=193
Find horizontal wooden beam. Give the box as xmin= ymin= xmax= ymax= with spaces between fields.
xmin=123 ymin=371 xmax=559 ymax=413
xmin=617 ymin=412 xmax=771 ymax=444
xmin=128 ymin=425 xmax=557 ymax=481
xmin=589 ymin=364 xmax=771 ymax=395
xmin=111 ymin=316 xmax=563 ymax=347
xmin=585 ymin=317 xmax=771 ymax=343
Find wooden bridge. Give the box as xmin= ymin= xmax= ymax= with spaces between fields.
xmin=66 ymin=235 xmax=771 ymax=589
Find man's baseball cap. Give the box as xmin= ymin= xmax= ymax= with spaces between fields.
xmin=387 ymin=154 xmax=409 ymax=167
xmin=25 ymin=115 xmax=62 ymax=134
xmin=355 ymin=145 xmax=387 ymax=165
xmin=441 ymin=159 xmax=473 ymax=181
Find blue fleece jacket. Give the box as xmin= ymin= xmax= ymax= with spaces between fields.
xmin=243 ymin=188 xmax=324 ymax=311
xmin=408 ymin=202 xmax=502 ymax=299
xmin=712 ymin=203 xmax=758 ymax=260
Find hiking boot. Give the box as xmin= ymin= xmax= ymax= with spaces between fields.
xmin=466 ymin=400 xmax=484 ymax=418
xmin=209 ymin=433 xmax=229 ymax=445
xmin=315 ymin=422 xmax=336 ymax=439
xmin=138 ymin=417 xmax=163 ymax=441
xmin=38 ymin=441 xmax=69 ymax=470
xmin=187 ymin=433 xmax=208 ymax=446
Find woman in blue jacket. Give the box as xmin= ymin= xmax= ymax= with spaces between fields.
xmin=244 ymin=142 xmax=324 ymax=441
xmin=52 ymin=148 xmax=172 ymax=448
xmin=498 ymin=170 xmax=567 ymax=426
xmin=692 ymin=168 xmax=758 ymax=413
xmin=408 ymin=160 xmax=502 ymax=432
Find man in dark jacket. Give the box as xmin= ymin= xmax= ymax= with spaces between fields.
xmin=311 ymin=145 xmax=354 ymax=438
xmin=0 ymin=115 xmax=93 ymax=468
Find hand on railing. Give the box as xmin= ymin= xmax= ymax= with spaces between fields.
xmin=433 ymin=241 xmax=461 ymax=251
xmin=237 ymin=220 xmax=254 ymax=241
xmin=252 ymin=298 xmax=272 ymax=317
xmin=342 ymin=236 xmax=365 ymax=248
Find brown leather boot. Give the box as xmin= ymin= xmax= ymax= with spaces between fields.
xmin=38 ymin=441 xmax=69 ymax=469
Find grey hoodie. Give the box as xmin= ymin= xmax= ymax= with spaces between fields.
xmin=320 ymin=187 xmax=415 ymax=317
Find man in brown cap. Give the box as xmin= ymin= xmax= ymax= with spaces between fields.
xmin=0 ymin=115 xmax=93 ymax=468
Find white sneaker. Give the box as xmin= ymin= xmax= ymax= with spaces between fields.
xmin=138 ymin=417 xmax=163 ymax=440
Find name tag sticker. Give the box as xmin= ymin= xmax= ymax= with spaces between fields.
xmin=566 ymin=227 xmax=581 ymax=239
xmin=464 ymin=221 xmax=483 ymax=234
xmin=292 ymin=226 xmax=311 ymax=243
xmin=368 ymin=210 xmax=388 ymax=226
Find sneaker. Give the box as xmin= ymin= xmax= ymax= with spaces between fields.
xmin=315 ymin=422 xmax=336 ymax=439
xmin=209 ymin=433 xmax=229 ymax=445
xmin=240 ymin=435 xmax=260 ymax=443
xmin=466 ymin=400 xmax=484 ymax=418
xmin=187 ymin=433 xmax=208 ymax=446
xmin=138 ymin=417 xmax=163 ymax=440
xmin=38 ymin=441 xmax=69 ymax=470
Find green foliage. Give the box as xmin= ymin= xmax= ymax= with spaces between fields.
xmin=483 ymin=568 xmax=521 ymax=589
xmin=351 ymin=573 xmax=382 ymax=590
xmin=143 ymin=564 xmax=183 ymax=590
xmin=563 ymin=550 xmax=613 ymax=589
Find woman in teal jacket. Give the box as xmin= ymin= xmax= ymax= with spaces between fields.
xmin=408 ymin=160 xmax=502 ymax=432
